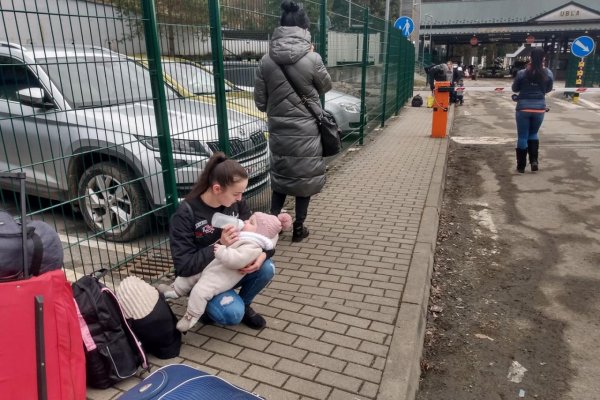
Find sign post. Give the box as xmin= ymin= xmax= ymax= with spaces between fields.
xmin=570 ymin=36 xmax=595 ymax=104
xmin=394 ymin=16 xmax=414 ymax=38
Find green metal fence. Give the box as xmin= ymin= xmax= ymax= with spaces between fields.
xmin=0 ymin=0 xmax=414 ymax=282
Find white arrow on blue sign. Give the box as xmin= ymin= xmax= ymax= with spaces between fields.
xmin=571 ymin=36 xmax=595 ymax=58
xmin=394 ymin=16 xmax=414 ymax=37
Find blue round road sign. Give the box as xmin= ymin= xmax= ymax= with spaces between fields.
xmin=571 ymin=36 xmax=595 ymax=58
xmin=394 ymin=16 xmax=414 ymax=37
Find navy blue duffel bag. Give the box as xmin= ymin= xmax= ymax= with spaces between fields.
xmin=118 ymin=364 xmax=265 ymax=399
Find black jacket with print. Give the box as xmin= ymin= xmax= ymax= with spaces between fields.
xmin=169 ymin=197 xmax=252 ymax=277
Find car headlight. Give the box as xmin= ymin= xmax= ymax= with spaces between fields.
xmin=135 ymin=136 xmax=210 ymax=156
xmin=339 ymin=102 xmax=360 ymax=113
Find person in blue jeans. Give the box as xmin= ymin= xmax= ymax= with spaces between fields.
xmin=162 ymin=152 xmax=275 ymax=330
xmin=511 ymin=47 xmax=554 ymax=173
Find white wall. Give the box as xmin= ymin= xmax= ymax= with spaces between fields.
xmin=328 ymin=31 xmax=381 ymax=66
xmin=0 ymin=0 xmax=210 ymax=56
xmin=0 ymin=0 xmax=383 ymax=62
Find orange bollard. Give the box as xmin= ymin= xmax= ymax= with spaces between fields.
xmin=431 ymin=81 xmax=450 ymax=138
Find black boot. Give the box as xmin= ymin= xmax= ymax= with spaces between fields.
xmin=527 ymin=140 xmax=539 ymax=171
xmin=516 ymin=148 xmax=528 ymax=173
xmin=292 ymin=221 xmax=309 ymax=242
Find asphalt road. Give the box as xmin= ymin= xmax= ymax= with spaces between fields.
xmin=419 ymin=77 xmax=600 ymax=399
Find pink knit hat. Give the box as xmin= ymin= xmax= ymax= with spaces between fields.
xmin=253 ymin=212 xmax=293 ymax=238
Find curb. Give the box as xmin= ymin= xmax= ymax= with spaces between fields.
xmin=378 ymin=106 xmax=452 ymax=400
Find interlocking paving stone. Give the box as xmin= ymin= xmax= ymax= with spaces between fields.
xmin=331 ymin=346 xmax=375 ymax=367
xmin=244 ymin=364 xmax=288 ymax=387
xmin=230 ymin=333 xmax=271 ymax=351
xmin=265 ymin=342 xmax=308 ymax=361
xmin=283 ymin=376 xmax=332 ymax=399
xmin=89 ymin=106 xmax=445 ymax=400
xmin=274 ymin=358 xmax=320 ymax=380
xmin=315 ymin=369 xmax=362 ymax=392
xmin=294 ymin=336 xmax=335 ymax=355
xmin=238 ymin=348 xmax=280 ymax=368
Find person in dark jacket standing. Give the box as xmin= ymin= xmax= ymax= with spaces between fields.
xmin=511 ymin=47 xmax=553 ymax=173
xmin=162 ymin=152 xmax=274 ymax=330
xmin=254 ymin=0 xmax=332 ymax=242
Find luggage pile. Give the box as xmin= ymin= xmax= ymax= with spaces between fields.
xmin=0 ymin=172 xmax=266 ymax=399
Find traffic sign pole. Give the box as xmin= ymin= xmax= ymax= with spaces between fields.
xmin=569 ymin=36 xmax=595 ymax=104
xmin=573 ymin=59 xmax=585 ymax=104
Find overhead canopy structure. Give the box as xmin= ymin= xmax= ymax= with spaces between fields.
xmin=421 ymin=0 xmax=600 ymax=45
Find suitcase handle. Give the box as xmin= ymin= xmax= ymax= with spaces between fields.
xmin=0 ymin=172 xmax=29 ymax=277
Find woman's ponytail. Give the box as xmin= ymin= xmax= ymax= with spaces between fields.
xmin=185 ymin=152 xmax=248 ymax=201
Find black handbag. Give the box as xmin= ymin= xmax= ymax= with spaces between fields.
xmin=278 ymin=64 xmax=342 ymax=157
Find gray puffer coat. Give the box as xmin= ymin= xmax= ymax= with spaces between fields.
xmin=254 ymin=26 xmax=332 ymax=197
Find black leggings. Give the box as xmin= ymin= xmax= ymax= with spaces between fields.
xmin=270 ymin=191 xmax=310 ymax=224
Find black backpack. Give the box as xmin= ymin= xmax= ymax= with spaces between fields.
xmin=411 ymin=94 xmax=423 ymax=107
xmin=72 ymin=270 xmax=148 ymax=389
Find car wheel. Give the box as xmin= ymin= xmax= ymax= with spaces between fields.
xmin=78 ymin=161 xmax=150 ymax=242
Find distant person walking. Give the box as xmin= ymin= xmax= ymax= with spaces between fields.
xmin=254 ymin=0 xmax=332 ymax=242
xmin=511 ymin=47 xmax=553 ymax=173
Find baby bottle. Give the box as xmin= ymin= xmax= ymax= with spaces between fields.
xmin=211 ymin=212 xmax=244 ymax=230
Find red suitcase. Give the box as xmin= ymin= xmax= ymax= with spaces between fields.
xmin=0 ymin=172 xmax=86 ymax=400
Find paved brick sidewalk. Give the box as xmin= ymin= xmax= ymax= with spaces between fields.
xmin=87 ymin=103 xmax=450 ymax=400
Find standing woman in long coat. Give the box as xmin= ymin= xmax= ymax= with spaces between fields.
xmin=254 ymin=0 xmax=332 ymax=242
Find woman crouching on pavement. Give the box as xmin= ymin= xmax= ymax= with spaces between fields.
xmin=161 ymin=152 xmax=274 ymax=330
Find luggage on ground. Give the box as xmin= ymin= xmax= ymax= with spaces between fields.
xmin=0 ymin=172 xmax=86 ymax=400
xmin=118 ymin=364 xmax=265 ymax=399
xmin=0 ymin=205 xmax=63 ymax=281
xmin=116 ymin=276 xmax=181 ymax=359
xmin=72 ymin=269 xmax=148 ymax=389
xmin=411 ymin=94 xmax=423 ymax=107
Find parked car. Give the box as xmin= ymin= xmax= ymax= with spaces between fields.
xmin=0 ymin=43 xmax=270 ymax=241
xmin=202 ymin=60 xmax=362 ymax=132
xmin=135 ymin=57 xmax=265 ymax=119
xmin=510 ymin=60 xmax=528 ymax=77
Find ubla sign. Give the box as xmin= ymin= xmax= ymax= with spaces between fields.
xmin=535 ymin=4 xmax=600 ymax=22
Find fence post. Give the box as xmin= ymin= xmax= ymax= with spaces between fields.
xmin=402 ymin=40 xmax=409 ymax=104
xmin=141 ymin=0 xmax=178 ymax=214
xmin=358 ymin=7 xmax=369 ymax=145
xmin=409 ymin=43 xmax=415 ymax=99
xmin=319 ymin=0 xmax=328 ymax=107
xmin=208 ymin=0 xmax=230 ymax=155
xmin=394 ymin=37 xmax=403 ymax=115
xmin=380 ymin=24 xmax=392 ymax=127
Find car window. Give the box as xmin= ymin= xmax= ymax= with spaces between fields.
xmin=0 ymin=55 xmax=43 ymax=101
xmin=162 ymin=62 xmax=234 ymax=94
xmin=39 ymin=57 xmax=177 ymax=109
xmin=222 ymin=63 xmax=257 ymax=88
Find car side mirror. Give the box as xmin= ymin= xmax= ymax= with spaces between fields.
xmin=16 ymin=87 xmax=55 ymax=109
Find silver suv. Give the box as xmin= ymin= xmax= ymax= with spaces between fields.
xmin=0 ymin=43 xmax=269 ymax=241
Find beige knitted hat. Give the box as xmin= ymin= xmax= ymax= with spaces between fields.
xmin=116 ymin=276 xmax=159 ymax=320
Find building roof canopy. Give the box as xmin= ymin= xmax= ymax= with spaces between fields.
xmin=420 ymin=0 xmax=600 ymax=43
